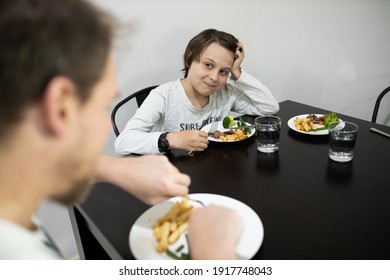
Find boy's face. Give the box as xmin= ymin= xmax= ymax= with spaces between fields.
xmin=186 ymin=43 xmax=234 ymax=97
xmin=53 ymin=55 xmax=118 ymax=205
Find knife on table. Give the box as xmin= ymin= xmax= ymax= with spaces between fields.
xmin=370 ymin=127 xmax=390 ymax=139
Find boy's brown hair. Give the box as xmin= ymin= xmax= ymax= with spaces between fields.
xmin=182 ymin=29 xmax=239 ymax=78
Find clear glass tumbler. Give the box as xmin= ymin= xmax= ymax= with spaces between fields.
xmin=328 ymin=121 xmax=358 ymax=162
xmin=255 ymin=116 xmax=281 ymax=153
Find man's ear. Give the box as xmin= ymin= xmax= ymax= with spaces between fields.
xmin=41 ymin=76 xmax=78 ymax=137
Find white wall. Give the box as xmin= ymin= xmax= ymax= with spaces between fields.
xmin=38 ymin=0 xmax=390 ymax=259
xmin=93 ymin=0 xmax=390 ymax=155
xmin=254 ymin=0 xmax=390 ymax=121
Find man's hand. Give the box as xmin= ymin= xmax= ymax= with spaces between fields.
xmin=95 ymin=154 xmax=190 ymax=205
xmin=188 ymin=204 xmax=243 ymax=259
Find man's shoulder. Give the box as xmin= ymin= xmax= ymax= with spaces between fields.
xmin=0 ymin=219 xmax=63 ymax=260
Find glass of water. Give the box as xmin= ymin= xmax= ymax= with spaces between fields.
xmin=255 ymin=116 xmax=281 ymax=153
xmin=328 ymin=121 xmax=358 ymax=162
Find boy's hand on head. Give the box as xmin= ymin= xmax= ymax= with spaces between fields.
xmin=231 ymin=42 xmax=244 ymax=80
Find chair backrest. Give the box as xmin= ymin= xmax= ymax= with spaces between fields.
xmin=372 ymin=86 xmax=390 ymax=123
xmin=111 ymin=85 xmax=158 ymax=136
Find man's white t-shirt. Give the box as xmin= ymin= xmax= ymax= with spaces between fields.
xmin=0 ymin=218 xmax=63 ymax=260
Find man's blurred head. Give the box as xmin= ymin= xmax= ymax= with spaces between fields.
xmin=0 ymin=0 xmax=118 ymax=205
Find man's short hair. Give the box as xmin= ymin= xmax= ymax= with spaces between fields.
xmin=0 ymin=0 xmax=114 ymax=138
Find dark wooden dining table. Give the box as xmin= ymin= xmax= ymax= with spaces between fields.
xmin=69 ymin=100 xmax=390 ymax=260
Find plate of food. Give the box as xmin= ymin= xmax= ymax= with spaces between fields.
xmin=287 ymin=113 xmax=340 ymax=135
xmin=129 ymin=193 xmax=264 ymax=260
xmin=202 ymin=116 xmax=255 ymax=142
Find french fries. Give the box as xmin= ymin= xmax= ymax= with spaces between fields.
xmin=293 ymin=117 xmax=318 ymax=132
xmin=220 ymin=129 xmax=249 ymax=142
xmin=153 ymin=197 xmax=193 ymax=253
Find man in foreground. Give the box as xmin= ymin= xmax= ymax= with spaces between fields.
xmin=0 ymin=0 xmax=242 ymax=259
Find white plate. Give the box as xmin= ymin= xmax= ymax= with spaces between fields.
xmin=288 ymin=114 xmax=332 ymax=135
xmin=201 ymin=121 xmax=255 ymax=142
xmin=129 ymin=193 xmax=264 ymax=260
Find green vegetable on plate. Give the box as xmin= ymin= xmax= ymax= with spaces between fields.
xmin=222 ymin=115 xmax=251 ymax=135
xmin=166 ymin=234 xmax=191 ymax=260
xmin=222 ymin=115 xmax=237 ymax=129
xmin=309 ymin=112 xmax=340 ymax=132
xmin=166 ymin=249 xmax=190 ymax=260
xmin=324 ymin=112 xmax=339 ymax=127
xmin=238 ymin=116 xmax=251 ymax=135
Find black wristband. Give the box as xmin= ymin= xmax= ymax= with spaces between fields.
xmin=158 ymin=132 xmax=170 ymax=153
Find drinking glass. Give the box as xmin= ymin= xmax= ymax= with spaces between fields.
xmin=255 ymin=116 xmax=281 ymax=153
xmin=328 ymin=121 xmax=358 ymax=162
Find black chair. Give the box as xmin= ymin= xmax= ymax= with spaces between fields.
xmin=371 ymin=86 xmax=390 ymax=123
xmin=111 ymin=85 xmax=158 ymax=136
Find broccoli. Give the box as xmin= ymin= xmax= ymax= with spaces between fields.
xmin=324 ymin=112 xmax=339 ymax=127
xmin=222 ymin=115 xmax=237 ymax=128
xmin=237 ymin=116 xmax=251 ymax=135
